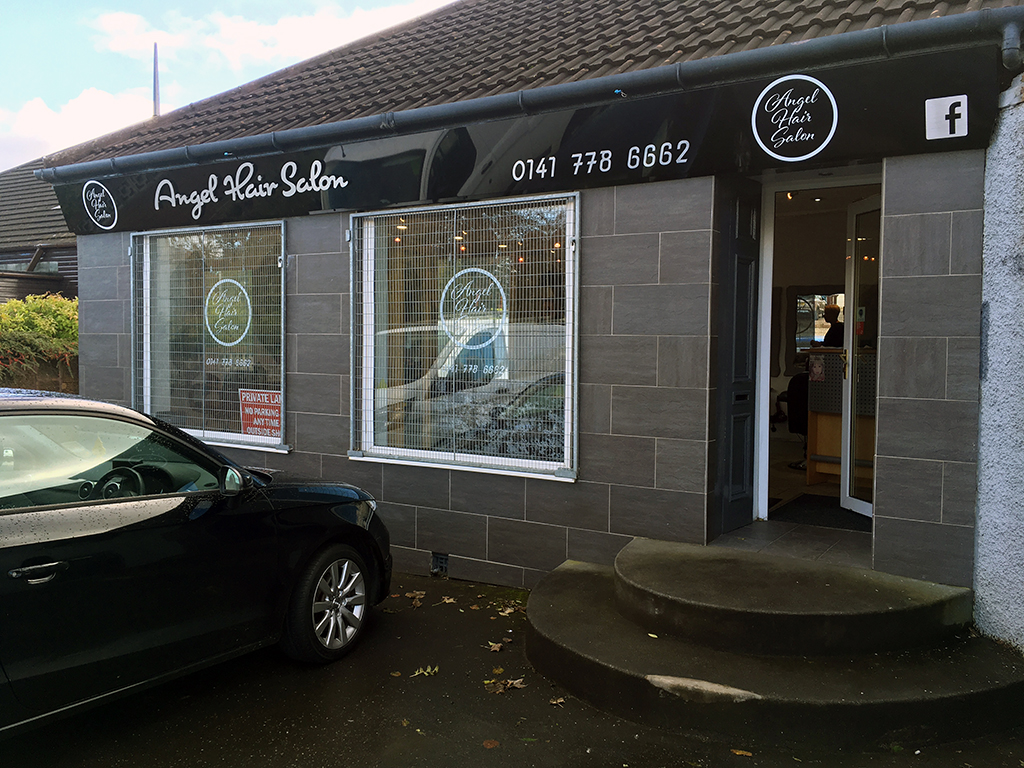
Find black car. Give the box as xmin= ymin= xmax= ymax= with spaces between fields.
xmin=0 ymin=389 xmax=391 ymax=735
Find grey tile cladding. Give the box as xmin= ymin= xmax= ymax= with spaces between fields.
xmin=883 ymin=151 xmax=985 ymax=216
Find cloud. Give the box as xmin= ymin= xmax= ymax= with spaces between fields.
xmin=90 ymin=1 xmax=457 ymax=71
xmin=0 ymin=89 xmax=155 ymax=172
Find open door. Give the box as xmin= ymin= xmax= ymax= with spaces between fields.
xmin=713 ymin=177 xmax=761 ymax=538
xmin=841 ymin=196 xmax=880 ymax=517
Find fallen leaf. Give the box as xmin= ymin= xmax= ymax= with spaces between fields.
xmin=401 ymin=719 xmax=410 ymax=727
xmin=410 ymin=665 xmax=439 ymax=677
xmin=731 ymin=749 xmax=753 ymax=757
xmin=483 ymin=740 xmax=500 ymax=749
xmin=648 ymin=633 xmax=658 ymax=639
xmin=550 ymin=697 xmax=565 ymax=707
xmin=405 ymin=591 xmax=426 ymax=599
xmin=492 ymin=667 xmax=504 ymax=675
xmin=441 ymin=596 xmax=456 ymax=603
xmin=390 ymin=593 xmax=400 ymax=598
xmin=390 ymin=671 xmax=402 ymax=677
xmin=498 ymin=607 xmax=516 ymax=617
xmin=484 ymin=677 xmax=527 ymax=693
xmin=508 ymin=678 xmax=527 ymax=689
xmin=470 ymin=604 xmax=481 ymax=610
xmin=411 ymin=599 xmax=422 ymax=608
xmin=485 ymin=642 xmax=503 ymax=652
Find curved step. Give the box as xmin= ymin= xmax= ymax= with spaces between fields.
xmin=615 ymin=538 xmax=973 ymax=655
xmin=525 ymin=561 xmax=1024 ymax=749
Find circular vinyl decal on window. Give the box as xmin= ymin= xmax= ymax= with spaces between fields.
xmin=82 ymin=180 xmax=118 ymax=231
xmin=205 ymin=279 xmax=252 ymax=347
xmin=439 ymin=268 xmax=507 ymax=349
xmin=751 ymin=74 xmax=838 ymax=162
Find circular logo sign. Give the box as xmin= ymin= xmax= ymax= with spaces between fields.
xmin=439 ymin=268 xmax=507 ymax=349
xmin=751 ymin=74 xmax=838 ymax=163
xmin=81 ymin=180 xmax=118 ymax=231
xmin=205 ymin=279 xmax=252 ymax=347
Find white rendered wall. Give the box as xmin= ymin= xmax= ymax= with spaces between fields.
xmin=976 ymin=75 xmax=1024 ymax=652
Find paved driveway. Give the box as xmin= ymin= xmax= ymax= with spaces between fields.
xmin=4 ymin=572 xmax=1024 ymax=768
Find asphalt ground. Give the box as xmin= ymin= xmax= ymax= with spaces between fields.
xmin=4 ymin=571 xmax=1024 ymax=768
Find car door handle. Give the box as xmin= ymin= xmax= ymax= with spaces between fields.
xmin=8 ymin=561 xmax=69 ymax=585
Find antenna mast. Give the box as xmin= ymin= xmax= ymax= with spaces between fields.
xmin=153 ymin=43 xmax=160 ymax=118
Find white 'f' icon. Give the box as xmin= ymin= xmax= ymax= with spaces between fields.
xmin=925 ymin=96 xmax=969 ymax=140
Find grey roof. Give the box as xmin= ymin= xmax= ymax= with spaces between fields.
xmin=0 ymin=159 xmax=76 ymax=251
xmin=44 ymin=0 xmax=1024 ymax=169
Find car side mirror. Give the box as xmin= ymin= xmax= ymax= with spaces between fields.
xmin=221 ymin=466 xmax=245 ymax=496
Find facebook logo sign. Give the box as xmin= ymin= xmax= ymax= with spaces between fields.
xmin=925 ymin=95 xmax=969 ymax=140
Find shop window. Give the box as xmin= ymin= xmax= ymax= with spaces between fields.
xmin=132 ymin=223 xmax=285 ymax=451
xmin=352 ymin=195 xmax=577 ymax=477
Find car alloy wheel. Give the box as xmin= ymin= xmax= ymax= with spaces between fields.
xmin=311 ymin=554 xmax=366 ymax=651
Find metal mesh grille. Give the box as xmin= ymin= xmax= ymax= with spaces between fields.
xmin=353 ymin=196 xmax=576 ymax=475
xmin=133 ymin=224 xmax=284 ymax=447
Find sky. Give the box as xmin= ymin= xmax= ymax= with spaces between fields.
xmin=0 ymin=0 xmax=458 ymax=173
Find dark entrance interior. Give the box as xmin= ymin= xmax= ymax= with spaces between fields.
xmin=768 ymin=183 xmax=880 ymax=536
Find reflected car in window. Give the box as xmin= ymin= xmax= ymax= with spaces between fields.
xmin=0 ymin=389 xmax=391 ymax=736
xmin=434 ymin=373 xmax=566 ymax=461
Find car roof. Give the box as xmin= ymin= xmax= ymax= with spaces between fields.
xmin=0 ymin=388 xmax=156 ymax=425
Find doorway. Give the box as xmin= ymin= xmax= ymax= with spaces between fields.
xmin=763 ymin=182 xmax=881 ymax=530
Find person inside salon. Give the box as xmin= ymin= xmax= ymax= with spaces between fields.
xmin=820 ymin=304 xmax=844 ymax=347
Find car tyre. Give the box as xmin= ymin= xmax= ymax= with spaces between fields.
xmin=282 ymin=544 xmax=371 ymax=663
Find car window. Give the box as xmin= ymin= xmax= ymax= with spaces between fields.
xmin=0 ymin=413 xmax=221 ymax=511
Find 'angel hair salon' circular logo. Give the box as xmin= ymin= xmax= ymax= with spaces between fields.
xmin=205 ymin=279 xmax=252 ymax=347
xmin=439 ymin=268 xmax=507 ymax=349
xmin=752 ymin=74 xmax=838 ymax=163
xmin=82 ymin=180 xmax=118 ymax=231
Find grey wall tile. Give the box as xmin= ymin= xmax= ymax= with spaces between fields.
xmin=879 ymin=275 xmax=980 ymax=338
xmin=942 ymin=461 xmax=978 ymax=526
xmin=876 ymin=397 xmax=978 ymax=463
xmin=873 ymin=516 xmax=974 ymax=587
xmin=946 ymin=337 xmax=980 ymax=402
xmin=950 ymin=209 xmax=983 ymax=275
xmin=288 ymin=372 xmax=342 ymax=415
xmin=580 ymin=335 xmax=658 ymax=386
xmin=658 ymin=336 xmax=709 ymax=388
xmin=656 ymin=438 xmax=708 ymax=493
xmin=526 ymin=479 xmax=609 ymax=529
xmin=266 ymin=450 xmax=322 ymax=477
xmin=294 ymin=412 xmax=348 ymax=455
xmin=488 ymin=518 xmax=567 ymax=571
xmin=447 ymin=556 xmax=523 ymax=588
xmin=567 ymin=528 xmax=633 ymax=565
xmin=581 ymin=382 xmax=610 ymax=436
xmin=581 ymin=233 xmax=659 ymax=285
xmin=578 ymin=433 xmax=655 ymax=486
xmin=287 ymin=213 xmax=342 ymax=256
xmin=295 ymin=251 xmax=348 ymax=294
xmin=382 ymin=464 xmax=449 ymax=508
xmin=612 ymin=386 xmax=707 ymax=440
xmin=874 ymin=456 xmax=943 ymax=521
xmin=581 ymin=187 xmax=615 ymax=237
xmin=289 ymin=293 xmax=343 ymax=335
xmin=882 ymin=214 xmax=951 ymax=277
xmin=78 ymin=333 xmax=119 ymax=368
xmin=78 ymin=265 xmax=122 ymax=301
xmin=80 ymin=365 xmax=129 ymax=403
xmin=375 ymin=501 xmax=415 ymax=548
xmin=295 ymin=333 xmax=348 ymax=375
xmin=660 ymin=230 xmax=713 ymax=284
xmin=417 ymin=507 xmax=487 ymax=559
xmin=392 ymin=545 xmax=431 ymax=576
xmin=884 ymin=151 xmax=985 ymax=216
xmin=877 ymin=337 xmax=947 ymax=400
xmin=80 ymin=299 xmax=127 ymax=335
xmin=613 ymin=284 xmax=710 ymax=336
xmin=614 ymin=176 xmax=714 ymax=234
xmin=580 ymin=286 xmax=613 ymax=334
xmin=450 ymin=472 xmax=525 ymax=519
xmin=609 ymin=485 xmax=705 ymax=543
xmin=324 ymin=456 xmax=382 ymax=499
xmin=579 ymin=383 xmax=611 ymax=433
xmin=77 ymin=231 xmax=129 ymax=269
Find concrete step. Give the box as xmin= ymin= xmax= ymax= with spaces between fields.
xmin=525 ymin=560 xmax=1024 ymax=749
xmin=615 ymin=538 xmax=973 ymax=655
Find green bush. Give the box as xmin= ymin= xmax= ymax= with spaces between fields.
xmin=0 ymin=294 xmax=79 ymax=383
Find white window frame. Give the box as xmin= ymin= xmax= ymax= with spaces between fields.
xmin=350 ymin=194 xmax=578 ymax=480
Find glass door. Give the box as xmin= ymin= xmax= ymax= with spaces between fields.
xmin=841 ymin=196 xmax=880 ymax=516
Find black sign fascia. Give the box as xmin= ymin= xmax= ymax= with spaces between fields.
xmin=56 ymin=46 xmax=1000 ymax=235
